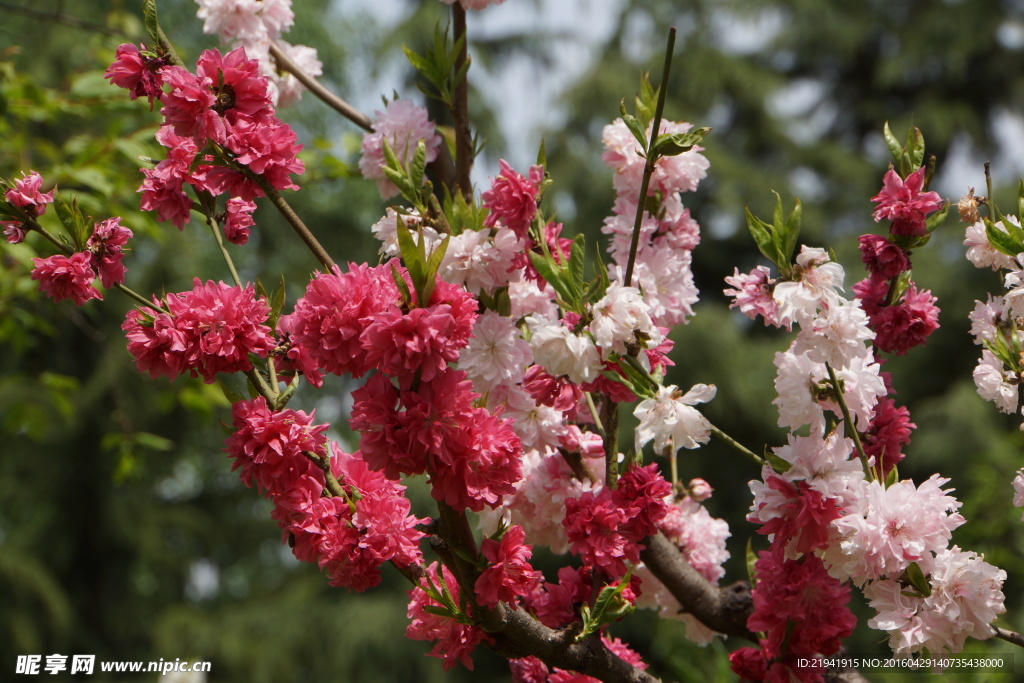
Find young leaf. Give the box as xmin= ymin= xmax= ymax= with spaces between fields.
xmin=781 ymin=197 xmax=802 ymax=264
xmin=883 ymin=122 xmax=903 ymax=168
xmin=651 ymin=127 xmax=711 ymax=157
xmin=619 ymin=100 xmax=648 ymax=151
xmin=143 ymin=0 xmax=160 ymax=48
xmin=744 ymin=207 xmax=781 ymax=268
xmin=985 ymin=219 xmax=1024 ymax=257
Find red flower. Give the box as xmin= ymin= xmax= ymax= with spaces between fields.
xmin=31 ymin=252 xmax=101 ymax=306
xmin=870 ymin=166 xmax=942 ymax=237
xmin=858 ymin=233 xmax=910 ymax=279
xmin=87 ymin=217 xmax=133 ymax=288
xmin=870 ymin=284 xmax=940 ymax=355
xmin=482 ymin=159 xmax=544 ymax=238
xmin=407 ymin=562 xmax=493 ymax=671
xmin=475 ymin=525 xmax=539 ymax=607
xmin=104 ymin=43 xmax=166 ymax=108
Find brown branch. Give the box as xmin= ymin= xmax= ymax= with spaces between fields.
xmin=248 ymin=173 xmax=336 ymax=271
xmin=268 ymin=41 xmax=374 ymax=132
xmin=481 ymin=603 xmax=659 ymax=683
xmin=639 ymin=532 xmax=755 ymax=641
xmin=451 ymin=4 xmax=473 ymax=200
xmin=994 ymin=625 xmax=1024 ymax=648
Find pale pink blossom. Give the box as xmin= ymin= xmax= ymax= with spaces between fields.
xmin=773 ymin=245 xmax=846 ymax=328
xmin=195 ymin=0 xmax=294 ymax=44
xmin=769 ymin=426 xmax=864 ymax=506
xmin=459 ymin=310 xmax=532 ymax=393
xmin=1013 ymin=470 xmax=1024 ymax=520
xmin=973 ymin=349 xmax=1018 ymax=414
xmin=964 ymin=218 xmax=1017 ymax=270
xmin=589 ymin=280 xmax=661 ymax=356
xmin=791 ymin=298 xmax=874 ymax=367
xmin=724 ymin=265 xmax=781 ymax=327
xmin=525 ymin=315 xmax=602 ymax=384
xmin=633 ymin=383 xmax=716 ymax=453
xmin=490 ymin=384 xmax=567 ymax=453
xmin=866 ymin=547 xmax=1006 ymax=655
xmin=439 ymin=226 xmax=523 ymax=295
xmin=830 ymin=474 xmax=965 ymax=584
xmin=773 ymin=349 xmax=829 ymax=432
xmin=602 ymin=118 xmax=708 ymax=197
xmin=630 ymin=247 xmax=699 ymax=327
xmin=1001 ymin=253 xmax=1024 ymax=319
xmin=508 ymin=278 xmax=559 ymax=320
xmin=369 ymin=207 xmax=440 ymax=258
xmin=968 ymin=295 xmax=1004 ymax=345
xmin=359 ymin=99 xmax=441 ymax=199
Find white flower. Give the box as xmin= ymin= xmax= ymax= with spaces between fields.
xmin=439 ymin=227 xmax=522 ymax=295
xmin=459 ymin=311 xmax=531 ymax=393
xmin=964 ymin=218 xmax=1017 ymax=271
xmin=791 ymin=297 xmax=874 ymax=367
xmin=588 ymin=280 xmax=662 ymax=356
xmin=633 ymin=383 xmax=716 ymax=454
xmin=1013 ymin=469 xmax=1024 ymax=520
xmin=525 ymin=315 xmax=602 ymax=384
xmin=968 ymin=295 xmax=1004 ymax=345
xmin=973 ymin=349 xmax=1018 ymax=414
xmin=508 ymin=279 xmax=559 ymax=320
xmin=773 ymin=245 xmax=845 ymax=328
xmin=370 ymin=207 xmax=439 ymax=258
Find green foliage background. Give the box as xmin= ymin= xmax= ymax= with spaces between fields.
xmin=1 ymin=0 xmax=1023 ymax=681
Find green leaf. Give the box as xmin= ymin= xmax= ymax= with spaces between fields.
xmin=883 ymin=122 xmax=903 ymax=168
xmin=781 ymin=197 xmax=802 ymax=263
xmin=902 ymin=562 xmax=932 ymax=598
xmin=745 ymin=538 xmax=758 ymax=586
xmin=536 ymin=138 xmax=547 ymax=168
xmin=765 ymin=451 xmax=791 ymax=474
xmin=567 ymin=233 xmax=586 ymax=300
xmin=651 ymin=127 xmax=711 ymax=157
xmin=619 ymin=100 xmax=648 ymax=151
xmin=575 ymin=568 xmax=637 ymax=642
xmin=985 ymin=219 xmax=1024 ymax=257
xmin=143 ymin=0 xmax=160 ymax=47
xmin=268 ymin=274 xmax=286 ymax=330
xmin=744 ymin=207 xmax=781 ymax=268
xmin=410 ymin=139 xmax=427 ymax=192
xmin=53 ymin=195 xmax=90 ymax=250
xmin=924 ymin=201 xmax=949 ymax=234
xmin=134 ymin=432 xmax=174 ymax=451
xmin=907 ymin=126 xmax=925 ymax=170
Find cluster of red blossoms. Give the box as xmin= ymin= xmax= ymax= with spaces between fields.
xmin=226 ymin=396 xmax=426 ymax=591
xmin=105 ymin=44 xmax=303 ymax=234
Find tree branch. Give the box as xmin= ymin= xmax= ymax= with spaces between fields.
xmin=267 ymin=41 xmax=374 ymax=132
xmin=994 ymin=625 xmax=1024 ymax=648
xmin=639 ymin=532 xmax=755 ymax=641
xmin=481 ymin=603 xmax=659 ymax=683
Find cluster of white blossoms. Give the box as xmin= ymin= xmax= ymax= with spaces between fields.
xmin=194 ymin=0 xmax=322 ymax=107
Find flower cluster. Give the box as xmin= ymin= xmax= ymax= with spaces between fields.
xmin=2 ymin=170 xmax=54 ymax=244
xmin=195 ymin=0 xmax=322 ymax=107
xmin=602 ymin=118 xmax=706 ymax=327
xmin=107 ymin=44 xmax=304 ymax=233
xmin=226 ymin=397 xmax=426 ymax=591
xmin=122 ymin=279 xmax=275 ymax=383
xmin=30 ymin=215 xmax=133 ymax=306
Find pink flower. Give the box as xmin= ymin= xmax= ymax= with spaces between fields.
xmin=750 ymin=476 xmax=843 ymax=556
xmin=524 ymin=565 xmax=592 ymax=628
xmin=859 ymin=233 xmax=911 ymax=279
xmin=407 ymin=562 xmax=493 ymax=671
xmin=159 ymin=65 xmax=222 ymax=143
xmin=104 ymin=43 xmax=166 ymax=107
xmin=746 ymin=551 xmax=855 ymax=670
xmin=870 ymin=283 xmax=940 ymax=355
xmin=563 ymin=489 xmax=636 ymax=577
xmin=871 ymin=166 xmax=943 ymax=237
xmin=196 ymin=0 xmax=294 ymax=44
xmin=475 ymin=525 xmax=539 ymax=607
xmin=361 ymin=276 xmax=477 ymax=382
xmin=138 ymin=126 xmax=202 ymax=228
xmin=223 ymin=197 xmax=256 ymax=244
xmin=222 ymin=114 xmax=304 ymax=193
xmin=522 ymin=365 xmax=581 ymax=412
xmin=482 ymin=160 xmax=544 ymax=238
xmin=862 ymin=394 xmax=915 ymax=476
xmin=87 ymin=217 xmax=133 ymax=288
xmin=196 ymin=47 xmax=274 ymax=120
xmin=279 ymin=263 xmax=400 ymax=385
xmin=225 ymin=396 xmax=328 ymax=494
xmin=613 ymin=463 xmax=673 ymax=540
xmin=5 ymin=171 xmax=54 ymax=218
xmin=3 ymin=222 xmax=26 ymax=244
xmin=123 ymin=280 xmax=275 ymax=383
xmin=359 ymin=99 xmax=441 ymax=199
xmin=31 ymin=252 xmax=101 ymax=305
xmin=724 ymin=265 xmax=781 ymax=327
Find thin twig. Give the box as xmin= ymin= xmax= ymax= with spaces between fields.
xmin=268 ymin=41 xmax=373 ymax=132
xmin=624 ymin=27 xmax=676 ymax=288
xmin=826 ymin=363 xmax=869 ymax=463
xmin=451 ymin=4 xmax=473 ymax=201
xmin=994 ymin=625 xmax=1024 ymax=648
xmin=248 ymin=174 xmax=336 ymax=271
xmin=709 ymin=424 xmax=764 ymax=466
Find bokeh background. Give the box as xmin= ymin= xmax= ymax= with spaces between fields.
xmin=2 ymin=0 xmax=1024 ymax=681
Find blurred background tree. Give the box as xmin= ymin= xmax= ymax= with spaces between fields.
xmin=2 ymin=0 xmax=1023 ymax=681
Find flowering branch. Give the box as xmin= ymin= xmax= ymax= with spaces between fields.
xmin=825 ymin=362 xmax=869 ymax=463
xmin=624 ymin=28 xmax=675 ymax=289
xmin=451 ymin=4 xmax=473 ymax=200
xmin=267 ymin=41 xmax=374 ymax=132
